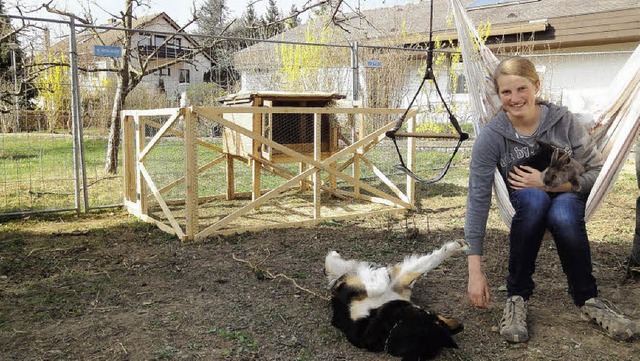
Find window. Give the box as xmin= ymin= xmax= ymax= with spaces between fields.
xmin=455 ymin=74 xmax=467 ymax=94
xmin=159 ymin=66 xmax=170 ymax=76
xmin=468 ymin=0 xmax=539 ymax=9
xmin=168 ymin=37 xmax=181 ymax=47
xmin=139 ymin=33 xmax=151 ymax=46
xmin=154 ymin=35 xmax=166 ymax=46
xmin=179 ymin=69 xmax=190 ymax=84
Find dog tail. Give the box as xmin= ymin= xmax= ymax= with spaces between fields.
xmin=325 ymin=251 xmax=391 ymax=296
xmin=325 ymin=251 xmax=359 ymax=286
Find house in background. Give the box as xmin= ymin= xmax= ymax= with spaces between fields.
xmin=234 ymin=0 xmax=640 ymax=114
xmin=47 ymin=12 xmax=214 ymax=100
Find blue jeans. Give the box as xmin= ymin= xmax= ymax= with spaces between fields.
xmin=508 ymin=188 xmax=597 ymax=307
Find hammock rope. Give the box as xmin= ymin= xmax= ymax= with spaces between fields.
xmin=450 ymin=0 xmax=640 ymax=226
xmin=386 ymin=0 xmax=469 ymax=185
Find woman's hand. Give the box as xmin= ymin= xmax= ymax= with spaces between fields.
xmin=468 ymin=255 xmax=491 ymax=308
xmin=508 ymin=165 xmax=544 ymax=190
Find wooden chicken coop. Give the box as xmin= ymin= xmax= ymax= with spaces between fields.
xmin=219 ymin=91 xmax=346 ymax=164
xmin=122 ymin=96 xmax=420 ymax=241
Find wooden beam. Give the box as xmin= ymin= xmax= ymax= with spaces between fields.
xmin=194 ymin=107 xmax=414 ymax=209
xmin=144 ymin=118 xmax=224 ymax=153
xmin=314 ymin=113 xmax=322 ymax=219
xmin=138 ymin=163 xmax=185 ymax=239
xmin=138 ymin=109 xmax=182 ymax=162
xmin=194 ymin=208 xmax=406 ymax=239
xmin=184 ymin=107 xmax=198 ymax=240
xmin=122 ymin=115 xmax=136 ymax=206
xmin=148 ymin=155 xmax=226 ymax=202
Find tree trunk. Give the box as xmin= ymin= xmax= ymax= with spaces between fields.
xmin=104 ymin=0 xmax=133 ymax=175
xmin=104 ymin=81 xmax=127 ymax=174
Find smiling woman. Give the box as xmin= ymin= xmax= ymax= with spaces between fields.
xmin=465 ymin=55 xmax=638 ymax=343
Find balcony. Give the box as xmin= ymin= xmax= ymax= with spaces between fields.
xmin=137 ymin=45 xmax=193 ymax=59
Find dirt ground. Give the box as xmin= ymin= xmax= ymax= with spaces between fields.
xmin=2 ymin=159 xmax=640 ymax=360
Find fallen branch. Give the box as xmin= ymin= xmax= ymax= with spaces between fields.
xmin=232 ymin=251 xmax=330 ymax=302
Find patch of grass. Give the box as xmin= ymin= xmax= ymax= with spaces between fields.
xmin=20 ymin=283 xmax=86 ymax=321
xmin=207 ymin=327 xmax=258 ymax=351
xmin=0 ymin=311 xmax=12 ymax=332
xmin=0 ymin=133 xmax=123 ymax=212
xmin=290 ymin=270 xmax=309 ymax=279
xmin=295 ymin=348 xmax=314 ymax=361
xmin=155 ymin=345 xmax=178 ymax=360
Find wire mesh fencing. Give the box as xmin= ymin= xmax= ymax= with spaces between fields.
xmin=1 ymin=13 xmax=635 ymax=217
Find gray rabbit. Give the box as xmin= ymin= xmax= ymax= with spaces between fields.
xmin=541 ymin=148 xmax=585 ymax=190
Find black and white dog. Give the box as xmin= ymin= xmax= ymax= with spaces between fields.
xmin=325 ymin=240 xmax=467 ymax=361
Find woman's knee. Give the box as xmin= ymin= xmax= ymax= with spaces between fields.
xmin=547 ymin=194 xmax=586 ymax=228
xmin=511 ymin=188 xmax=550 ymax=214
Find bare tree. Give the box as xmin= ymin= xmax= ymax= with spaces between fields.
xmin=13 ymin=0 xmax=364 ymax=173
xmin=40 ymin=0 xmax=203 ymax=173
xmin=1 ymin=0 xmax=38 ymax=114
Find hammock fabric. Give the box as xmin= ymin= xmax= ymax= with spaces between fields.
xmin=450 ymin=0 xmax=640 ymax=227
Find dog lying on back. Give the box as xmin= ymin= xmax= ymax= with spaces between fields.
xmin=517 ymin=141 xmax=585 ymax=190
xmin=325 ymin=240 xmax=467 ymax=361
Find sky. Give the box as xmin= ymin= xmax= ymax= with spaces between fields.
xmin=6 ymin=0 xmax=418 ymax=28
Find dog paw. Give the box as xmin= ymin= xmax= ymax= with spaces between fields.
xmin=443 ymin=239 xmax=468 ymax=252
xmin=455 ymin=239 xmax=470 ymax=251
xmin=327 ymin=250 xmax=341 ymax=258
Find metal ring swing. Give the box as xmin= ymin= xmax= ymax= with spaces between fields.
xmin=385 ymin=0 xmax=469 ymax=184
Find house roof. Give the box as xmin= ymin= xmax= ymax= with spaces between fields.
xmin=264 ymin=0 xmax=640 ymax=50
xmin=47 ymin=12 xmax=214 ymax=63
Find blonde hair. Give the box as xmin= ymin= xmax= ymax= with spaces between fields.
xmin=493 ymin=56 xmax=545 ymax=104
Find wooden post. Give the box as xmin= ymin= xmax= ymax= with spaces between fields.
xmin=299 ymin=162 xmax=309 ymax=190
xmin=314 ymin=112 xmax=322 ymax=219
xmin=354 ymin=112 xmax=365 ymax=198
xmin=329 ymin=124 xmax=337 ymax=193
xmin=122 ymin=115 xmax=136 ymax=206
xmin=407 ymin=113 xmax=416 ymax=206
xmin=252 ymin=98 xmax=263 ymax=202
xmin=184 ymin=107 xmax=199 ymax=240
xmin=226 ymin=153 xmax=235 ymax=200
xmin=135 ymin=115 xmax=147 ymax=215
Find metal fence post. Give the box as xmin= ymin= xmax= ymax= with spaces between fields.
xmin=351 ymin=41 xmax=359 ymax=102
xmin=68 ymin=18 xmax=89 ymax=213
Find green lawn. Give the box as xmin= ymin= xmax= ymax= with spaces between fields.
xmin=0 ymin=131 xmax=471 ymax=215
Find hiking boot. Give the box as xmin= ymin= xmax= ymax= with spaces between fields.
xmin=500 ymin=295 xmax=529 ymax=343
xmin=580 ymin=298 xmax=638 ymax=341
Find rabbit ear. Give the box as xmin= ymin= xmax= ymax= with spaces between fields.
xmin=558 ymin=152 xmax=571 ymax=165
xmin=551 ymin=148 xmax=560 ymax=164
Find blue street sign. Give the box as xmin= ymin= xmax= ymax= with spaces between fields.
xmin=366 ymin=60 xmax=382 ymax=68
xmin=94 ymin=45 xmax=122 ymax=57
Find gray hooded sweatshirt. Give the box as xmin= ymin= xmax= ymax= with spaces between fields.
xmin=465 ymin=102 xmax=604 ymax=255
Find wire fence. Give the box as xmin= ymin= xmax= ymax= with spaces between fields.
xmin=0 ymin=14 xmax=635 ymax=217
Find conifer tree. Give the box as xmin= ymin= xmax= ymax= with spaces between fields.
xmin=264 ymin=0 xmax=284 ymax=38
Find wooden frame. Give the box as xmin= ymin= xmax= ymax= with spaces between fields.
xmin=122 ymin=105 xmax=419 ymax=241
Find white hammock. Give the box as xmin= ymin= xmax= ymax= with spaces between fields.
xmin=450 ymin=0 xmax=640 ymax=227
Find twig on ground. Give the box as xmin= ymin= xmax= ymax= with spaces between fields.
xmin=232 ymin=251 xmax=330 ymax=302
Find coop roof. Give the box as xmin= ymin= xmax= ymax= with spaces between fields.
xmin=219 ymin=91 xmax=346 ymax=104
